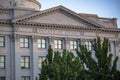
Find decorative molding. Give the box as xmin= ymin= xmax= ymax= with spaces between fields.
xmin=32 ymin=28 xmax=37 ymax=33
xmin=0 ymin=9 xmax=9 ymax=14
xmin=12 ymin=22 xmax=120 ymax=33
xmin=12 ymin=5 xmax=104 ymax=28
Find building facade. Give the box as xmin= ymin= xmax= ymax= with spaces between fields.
xmin=0 ymin=0 xmax=120 ymax=80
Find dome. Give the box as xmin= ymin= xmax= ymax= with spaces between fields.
xmin=0 ymin=0 xmax=41 ymax=10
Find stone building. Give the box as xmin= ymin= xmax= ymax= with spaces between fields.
xmin=0 ymin=0 xmax=120 ymax=80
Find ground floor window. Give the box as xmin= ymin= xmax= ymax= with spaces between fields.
xmin=38 ymin=56 xmax=46 ymax=69
xmin=0 ymin=56 xmax=5 ymax=69
xmin=21 ymin=76 xmax=30 ymax=80
xmin=0 ymin=77 xmax=5 ymax=80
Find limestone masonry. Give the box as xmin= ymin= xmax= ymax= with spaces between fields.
xmin=0 ymin=0 xmax=120 ymax=80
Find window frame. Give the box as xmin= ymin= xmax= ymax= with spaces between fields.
xmin=20 ymin=37 xmax=29 ymax=48
xmin=21 ymin=76 xmax=30 ymax=80
xmin=70 ymin=40 xmax=77 ymax=50
xmin=21 ymin=56 xmax=30 ymax=69
xmin=0 ymin=56 xmax=5 ymax=69
xmin=38 ymin=56 xmax=46 ymax=69
xmin=0 ymin=77 xmax=5 ymax=80
xmin=85 ymin=41 xmax=93 ymax=51
xmin=37 ymin=38 xmax=46 ymax=49
xmin=54 ymin=39 xmax=62 ymax=49
xmin=0 ymin=36 xmax=5 ymax=47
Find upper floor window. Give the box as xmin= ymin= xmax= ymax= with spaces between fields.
xmin=38 ymin=56 xmax=46 ymax=69
xmin=0 ymin=36 xmax=5 ymax=47
xmin=37 ymin=39 xmax=46 ymax=49
xmin=21 ymin=56 xmax=30 ymax=69
xmin=21 ymin=76 xmax=30 ymax=80
xmin=0 ymin=56 xmax=5 ymax=69
xmin=20 ymin=38 xmax=29 ymax=48
xmin=70 ymin=40 xmax=77 ymax=50
xmin=0 ymin=77 xmax=5 ymax=80
xmin=54 ymin=40 xmax=62 ymax=49
xmin=85 ymin=41 xmax=92 ymax=51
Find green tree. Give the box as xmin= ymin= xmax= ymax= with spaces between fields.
xmin=76 ymin=37 xmax=120 ymax=80
xmin=38 ymin=45 xmax=83 ymax=80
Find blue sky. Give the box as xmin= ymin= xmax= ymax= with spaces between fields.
xmin=38 ymin=0 xmax=120 ymax=28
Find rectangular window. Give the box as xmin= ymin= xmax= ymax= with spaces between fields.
xmin=54 ymin=40 xmax=62 ymax=49
xmin=37 ymin=39 xmax=46 ymax=49
xmin=70 ymin=40 xmax=77 ymax=50
xmin=21 ymin=76 xmax=30 ymax=80
xmin=38 ymin=56 xmax=45 ymax=69
xmin=21 ymin=56 xmax=30 ymax=69
xmin=0 ymin=77 xmax=5 ymax=80
xmin=108 ymin=42 xmax=111 ymax=52
xmin=85 ymin=41 xmax=92 ymax=51
xmin=0 ymin=56 xmax=5 ymax=69
xmin=20 ymin=38 xmax=29 ymax=48
xmin=0 ymin=36 xmax=5 ymax=47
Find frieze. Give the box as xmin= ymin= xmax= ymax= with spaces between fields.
xmin=37 ymin=29 xmax=83 ymax=36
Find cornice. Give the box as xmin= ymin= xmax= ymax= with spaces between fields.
xmin=0 ymin=20 xmax=11 ymax=24
xmin=0 ymin=8 xmax=9 ymax=14
xmin=0 ymin=19 xmax=119 ymax=33
xmin=12 ymin=22 xmax=120 ymax=33
xmin=12 ymin=5 xmax=104 ymax=28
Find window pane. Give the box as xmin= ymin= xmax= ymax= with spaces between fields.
xmin=38 ymin=44 xmax=41 ymax=48
xmin=20 ymin=38 xmax=24 ymax=42
xmin=74 ymin=46 xmax=77 ymax=49
xmin=58 ymin=45 xmax=62 ymax=49
xmin=54 ymin=45 xmax=57 ymax=49
xmin=25 ymin=38 xmax=28 ymax=42
xmin=25 ymin=43 xmax=28 ymax=47
xmin=0 ymin=43 xmax=4 ymax=47
xmin=25 ymin=57 xmax=29 ymax=62
xmin=58 ymin=40 xmax=61 ymax=44
xmin=42 ymin=39 xmax=45 ymax=43
xmin=26 ymin=77 xmax=30 ymax=80
xmin=38 ymin=39 xmax=41 ymax=43
xmin=0 ymin=63 xmax=4 ymax=68
xmin=0 ymin=57 xmax=4 ymax=62
xmin=21 ymin=63 xmax=24 ymax=68
xmin=20 ymin=43 xmax=24 ymax=47
xmin=54 ymin=40 xmax=57 ymax=45
xmin=70 ymin=46 xmax=73 ymax=49
xmin=21 ymin=77 xmax=24 ymax=80
xmin=0 ymin=37 xmax=4 ymax=41
xmin=25 ymin=63 xmax=29 ymax=68
xmin=0 ymin=77 xmax=5 ymax=80
xmin=42 ymin=44 xmax=45 ymax=48
xmin=21 ymin=57 xmax=24 ymax=62
xmin=70 ymin=41 xmax=74 ymax=45
xmin=74 ymin=41 xmax=77 ymax=45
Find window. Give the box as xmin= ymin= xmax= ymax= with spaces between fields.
xmin=118 ymin=44 xmax=120 ymax=57
xmin=0 ymin=36 xmax=5 ymax=47
xmin=37 ymin=39 xmax=46 ymax=48
xmin=38 ymin=56 xmax=45 ymax=69
xmin=21 ymin=56 xmax=30 ymax=69
xmin=70 ymin=40 xmax=77 ymax=50
xmin=108 ymin=42 xmax=111 ymax=52
xmin=21 ymin=76 xmax=30 ymax=80
xmin=0 ymin=56 xmax=5 ymax=69
xmin=85 ymin=41 xmax=92 ymax=51
xmin=20 ymin=38 xmax=29 ymax=48
xmin=54 ymin=40 xmax=62 ymax=49
xmin=0 ymin=77 xmax=5 ymax=80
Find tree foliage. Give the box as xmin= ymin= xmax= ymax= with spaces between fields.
xmin=76 ymin=37 xmax=120 ymax=80
xmin=37 ymin=37 xmax=120 ymax=80
xmin=38 ymin=45 xmax=83 ymax=80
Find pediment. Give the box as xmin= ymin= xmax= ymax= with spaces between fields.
xmin=28 ymin=12 xmax=86 ymax=26
xmin=12 ymin=5 xmax=104 ymax=28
